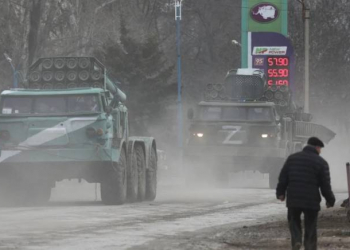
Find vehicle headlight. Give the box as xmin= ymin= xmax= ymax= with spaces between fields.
xmin=261 ymin=134 xmax=269 ymax=138
xmin=194 ymin=133 xmax=204 ymax=138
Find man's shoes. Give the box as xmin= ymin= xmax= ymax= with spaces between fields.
xmin=293 ymin=242 xmax=302 ymax=250
xmin=341 ymin=198 xmax=349 ymax=208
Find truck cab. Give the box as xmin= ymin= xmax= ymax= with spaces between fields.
xmin=185 ymin=100 xmax=285 ymax=188
xmin=188 ymin=101 xmax=280 ymax=147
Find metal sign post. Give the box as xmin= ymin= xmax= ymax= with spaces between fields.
xmin=175 ymin=0 xmax=183 ymax=167
xmin=346 ymin=163 xmax=350 ymax=222
xmin=347 ymin=163 xmax=350 ymax=203
xmin=304 ymin=8 xmax=310 ymax=113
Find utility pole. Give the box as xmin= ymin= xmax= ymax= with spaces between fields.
xmin=4 ymin=53 xmax=18 ymax=88
xmin=175 ymin=0 xmax=183 ymax=158
xmin=304 ymin=8 xmax=310 ymax=113
xmin=299 ymin=0 xmax=310 ymax=113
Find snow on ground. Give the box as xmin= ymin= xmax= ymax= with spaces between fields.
xmin=1 ymin=175 xmax=345 ymax=250
xmin=0 ymin=180 xmax=287 ymax=250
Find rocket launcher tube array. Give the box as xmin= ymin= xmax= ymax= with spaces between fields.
xmin=106 ymin=76 xmax=127 ymax=103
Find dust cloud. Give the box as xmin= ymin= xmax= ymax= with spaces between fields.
xmin=319 ymin=126 xmax=349 ymax=192
xmin=312 ymin=106 xmax=350 ymax=192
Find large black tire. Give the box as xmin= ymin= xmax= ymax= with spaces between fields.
xmin=127 ymin=147 xmax=139 ymax=203
xmin=101 ymin=149 xmax=127 ymax=205
xmin=136 ymin=145 xmax=146 ymax=201
xmin=145 ymin=147 xmax=157 ymax=201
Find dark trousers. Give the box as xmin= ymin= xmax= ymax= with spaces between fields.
xmin=288 ymin=207 xmax=319 ymax=250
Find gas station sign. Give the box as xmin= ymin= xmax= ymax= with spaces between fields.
xmin=266 ymin=56 xmax=290 ymax=86
xmin=250 ymin=32 xmax=295 ymax=92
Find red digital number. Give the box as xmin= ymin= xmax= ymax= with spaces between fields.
xmin=268 ymin=58 xmax=274 ymax=66
xmin=278 ymin=57 xmax=289 ymax=66
xmin=268 ymin=69 xmax=280 ymax=77
xmin=267 ymin=57 xmax=289 ymax=66
xmin=278 ymin=69 xmax=289 ymax=77
xmin=276 ymin=80 xmax=289 ymax=86
xmin=267 ymin=57 xmax=290 ymax=86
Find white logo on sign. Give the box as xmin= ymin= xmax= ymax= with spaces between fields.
xmin=253 ymin=47 xmax=287 ymax=56
xmin=253 ymin=5 xmax=276 ymax=20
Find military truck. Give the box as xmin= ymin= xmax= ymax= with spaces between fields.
xmin=0 ymin=57 xmax=157 ymax=205
xmin=185 ymin=68 xmax=335 ymax=188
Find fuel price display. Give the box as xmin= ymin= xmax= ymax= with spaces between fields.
xmin=267 ymin=56 xmax=290 ymax=86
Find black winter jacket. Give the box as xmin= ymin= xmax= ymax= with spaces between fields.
xmin=276 ymin=146 xmax=335 ymax=211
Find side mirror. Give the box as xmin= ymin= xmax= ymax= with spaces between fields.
xmin=108 ymin=94 xmax=119 ymax=110
xmin=187 ymin=108 xmax=194 ymax=120
xmin=106 ymin=106 xmax=112 ymax=115
xmin=275 ymin=115 xmax=281 ymax=123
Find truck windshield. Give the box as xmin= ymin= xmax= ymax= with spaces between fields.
xmin=200 ymin=106 xmax=273 ymax=122
xmin=1 ymin=94 xmax=101 ymax=115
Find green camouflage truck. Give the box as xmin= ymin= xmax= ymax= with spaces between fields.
xmin=185 ymin=68 xmax=335 ymax=188
xmin=0 ymin=57 xmax=157 ymax=205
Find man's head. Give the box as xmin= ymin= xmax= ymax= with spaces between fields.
xmin=307 ymin=137 xmax=324 ymax=154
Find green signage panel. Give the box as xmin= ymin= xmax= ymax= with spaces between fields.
xmin=248 ymin=0 xmax=287 ymax=35
xmin=241 ymin=0 xmax=288 ymax=67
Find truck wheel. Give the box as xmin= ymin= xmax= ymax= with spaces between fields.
xmin=127 ymin=147 xmax=139 ymax=203
xmin=135 ymin=145 xmax=146 ymax=201
xmin=101 ymin=149 xmax=127 ymax=205
xmin=145 ymin=147 xmax=157 ymax=201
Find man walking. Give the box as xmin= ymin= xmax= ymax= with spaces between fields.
xmin=276 ymin=137 xmax=335 ymax=250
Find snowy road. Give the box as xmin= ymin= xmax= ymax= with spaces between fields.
xmin=0 ymin=181 xmax=287 ymax=250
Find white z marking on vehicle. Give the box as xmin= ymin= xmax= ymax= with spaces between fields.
xmin=222 ymin=126 xmax=243 ymax=145
xmin=0 ymin=117 xmax=98 ymax=162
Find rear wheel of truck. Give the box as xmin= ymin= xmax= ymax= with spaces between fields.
xmin=101 ymin=149 xmax=127 ymax=205
xmin=127 ymin=147 xmax=139 ymax=203
xmin=145 ymin=147 xmax=157 ymax=201
xmin=136 ymin=145 xmax=146 ymax=202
